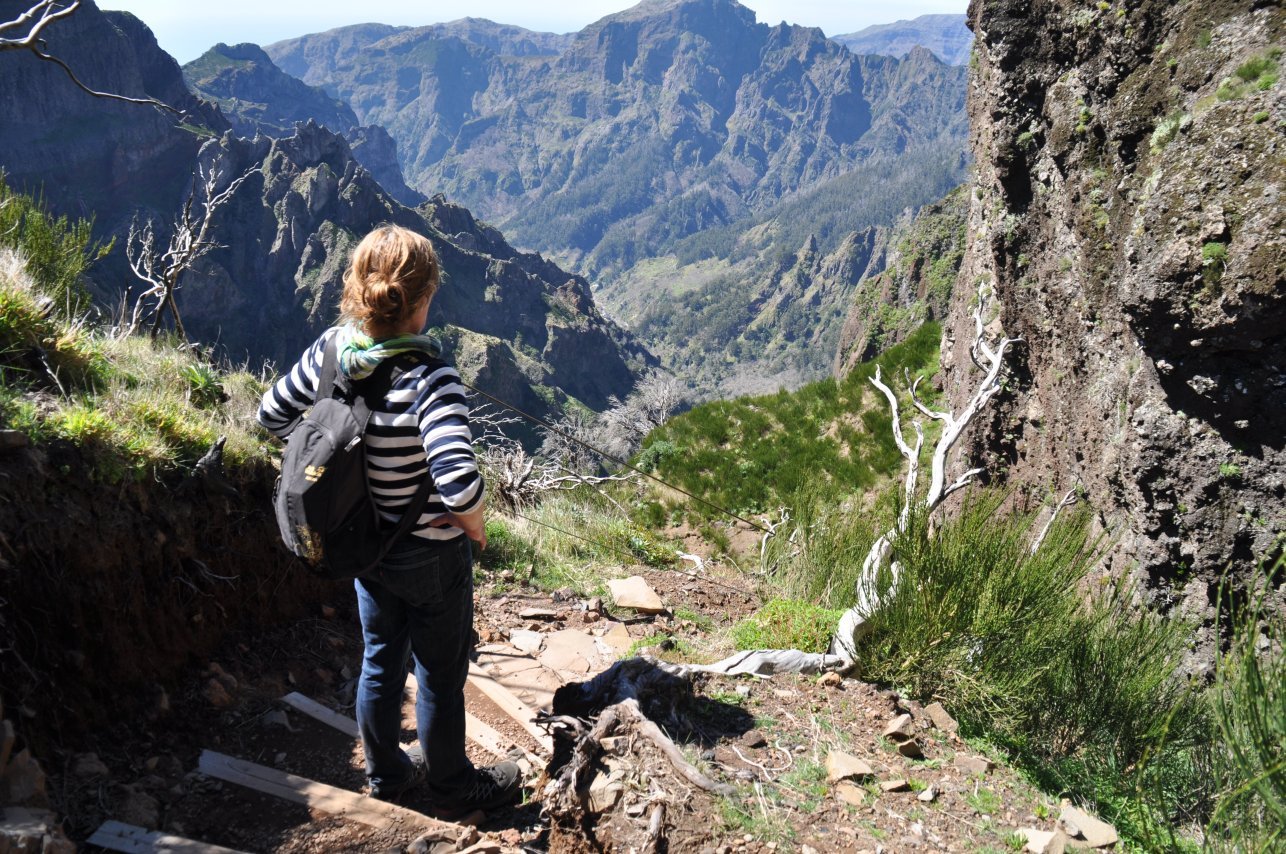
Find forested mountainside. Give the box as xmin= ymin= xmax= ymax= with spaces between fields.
xmin=263 ymin=0 xmax=969 ymax=283
xmin=601 ymin=142 xmax=966 ymax=395
xmin=0 ymin=0 xmax=653 ymax=425
xmin=947 ymin=0 xmax=1284 ymax=618
xmin=832 ymin=14 xmax=974 ymax=66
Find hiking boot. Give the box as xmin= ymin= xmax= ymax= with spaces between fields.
xmin=369 ymin=745 xmax=426 ymax=802
xmin=429 ymin=761 xmax=522 ymax=816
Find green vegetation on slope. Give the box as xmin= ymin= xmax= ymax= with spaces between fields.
xmin=639 ymin=321 xmax=941 ymax=517
xmin=0 ymin=175 xmax=110 ymax=313
xmin=0 ymin=184 xmax=273 ymax=481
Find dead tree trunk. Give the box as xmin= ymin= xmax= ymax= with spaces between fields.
xmin=125 ymin=154 xmax=253 ymax=342
xmin=829 ymin=279 xmax=1020 ymax=662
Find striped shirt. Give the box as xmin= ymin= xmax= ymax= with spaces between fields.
xmin=257 ymin=327 xmax=483 ymax=542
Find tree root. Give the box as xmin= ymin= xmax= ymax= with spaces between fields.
xmin=540 ymin=658 xmax=734 ymax=850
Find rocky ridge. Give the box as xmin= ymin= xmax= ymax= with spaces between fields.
xmin=182 ymin=42 xmax=359 ymax=139
xmin=181 ymin=122 xmax=652 ymax=420
xmin=0 ymin=1 xmax=653 ymax=430
xmin=943 ymin=0 xmax=1284 ymax=635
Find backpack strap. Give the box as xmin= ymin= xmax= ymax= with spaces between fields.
xmin=355 ymin=350 xmax=446 ymax=563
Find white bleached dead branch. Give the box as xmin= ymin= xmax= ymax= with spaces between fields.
xmin=759 ymin=506 xmax=789 ymax=565
xmin=478 ymin=443 xmax=635 ymax=512
xmin=1030 ymin=487 xmax=1079 ymax=554
xmin=829 ymin=279 xmax=1020 ymax=663
xmin=1 ymin=1 xmax=179 ymax=113
xmin=125 ymin=158 xmax=254 ymax=340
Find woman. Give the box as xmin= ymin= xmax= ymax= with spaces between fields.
xmin=257 ymin=225 xmax=520 ymax=813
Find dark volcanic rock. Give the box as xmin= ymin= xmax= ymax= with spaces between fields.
xmin=343 ymin=125 xmax=426 ymax=207
xmin=943 ymin=0 xmax=1284 ymax=631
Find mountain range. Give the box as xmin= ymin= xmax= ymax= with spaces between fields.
xmin=832 ymin=14 xmax=972 ymax=65
xmin=247 ymin=0 xmax=969 ymax=391
xmin=0 ymin=0 xmax=652 ymax=434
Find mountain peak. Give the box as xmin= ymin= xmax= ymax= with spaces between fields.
xmin=206 ymin=42 xmax=273 ymax=64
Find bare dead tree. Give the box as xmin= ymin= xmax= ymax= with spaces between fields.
xmin=539 ymin=409 xmax=602 ymax=475
xmin=1 ymin=1 xmax=179 ymax=113
xmin=829 ymin=279 xmax=1021 ymax=662
xmin=479 ymin=442 xmax=635 ymax=514
xmin=596 ymin=369 xmax=686 ymax=461
xmin=125 ymin=158 xmax=254 ymax=340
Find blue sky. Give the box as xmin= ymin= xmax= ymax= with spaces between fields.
xmin=99 ymin=1 xmax=968 ymax=64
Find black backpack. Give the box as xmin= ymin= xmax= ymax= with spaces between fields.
xmin=273 ymin=337 xmax=436 ymax=580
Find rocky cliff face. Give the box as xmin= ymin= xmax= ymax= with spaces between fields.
xmin=0 ymin=2 xmax=225 ymax=233
xmin=264 ymin=0 xmax=968 ymax=278
xmin=181 ymin=43 xmax=426 ymax=206
xmin=182 ymin=42 xmax=359 ymax=138
xmin=944 ymin=0 xmax=1284 ymax=629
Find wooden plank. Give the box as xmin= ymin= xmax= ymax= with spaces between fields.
xmin=401 ymin=674 xmax=535 ymax=764
xmin=467 ymin=663 xmax=553 ymax=754
xmin=280 ymin=692 xmax=359 ymax=739
xmin=197 ymin=750 xmax=461 ymax=837
xmin=87 ymin=820 xmax=249 ymax=854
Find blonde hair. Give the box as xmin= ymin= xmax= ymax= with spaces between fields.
xmin=339 ymin=225 xmax=440 ymax=333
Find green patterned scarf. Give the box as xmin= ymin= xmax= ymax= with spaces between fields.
xmin=335 ymin=325 xmax=441 ymax=380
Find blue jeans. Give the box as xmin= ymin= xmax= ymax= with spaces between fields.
xmin=354 ymin=534 xmax=475 ymax=792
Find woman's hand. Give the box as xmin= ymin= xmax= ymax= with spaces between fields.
xmin=442 ymin=509 xmax=486 ymax=551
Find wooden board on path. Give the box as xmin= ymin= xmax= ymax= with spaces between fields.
xmin=281 ymin=692 xmax=359 ymax=739
xmin=197 ymin=750 xmax=461 ymax=837
xmin=467 ymin=663 xmax=554 ymax=754
xmin=286 ymin=687 xmax=523 ymax=764
xmin=87 ymin=820 xmax=250 ymax=853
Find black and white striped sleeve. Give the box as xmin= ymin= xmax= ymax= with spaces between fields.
xmin=414 ymin=364 xmax=484 ymax=512
xmin=256 ymin=330 xmax=334 ymax=438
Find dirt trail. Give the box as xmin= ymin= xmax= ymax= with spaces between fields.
xmin=44 ymin=564 xmax=1100 ymax=853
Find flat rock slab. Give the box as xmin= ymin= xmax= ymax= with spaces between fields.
xmin=883 ymin=713 xmax=916 ymax=741
xmin=1060 ymin=805 xmax=1118 ymax=848
xmin=518 ymin=608 xmax=560 ymax=621
xmin=955 ymin=753 xmax=994 ymax=775
xmin=607 ymin=576 xmax=666 ymax=613
xmin=1017 ymin=827 xmax=1071 ymax=854
xmin=834 ymin=781 xmax=865 ymax=806
xmin=508 ymin=630 xmax=544 ymax=655
xmin=924 ymin=701 xmax=958 ymax=733
xmin=601 ymin=622 xmax=634 ymax=654
xmin=538 ymin=630 xmax=608 ymax=679
xmin=473 ymin=650 xmax=564 ymax=711
xmin=825 ymin=751 xmax=875 ymax=783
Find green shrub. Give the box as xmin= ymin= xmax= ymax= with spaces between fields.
xmin=824 ymin=492 xmax=1203 ymax=845
xmin=731 ymin=598 xmax=844 ymax=652
xmin=640 ymin=323 xmax=941 ymax=518
xmin=1207 ymin=557 xmax=1286 ymax=850
xmin=0 ymin=175 xmax=108 ymax=314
